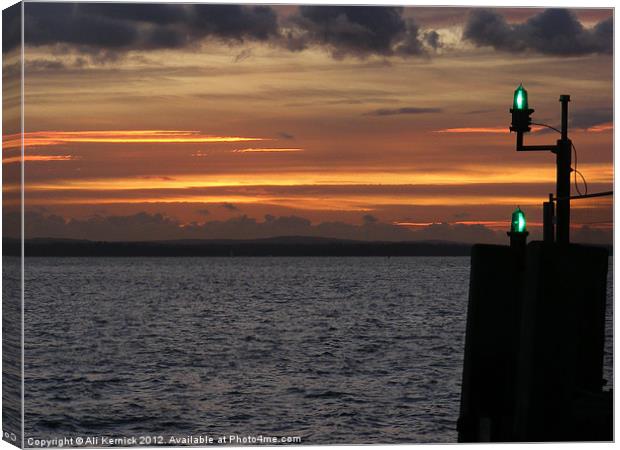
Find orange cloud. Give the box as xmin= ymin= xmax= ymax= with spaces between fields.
xmin=25 ymin=163 xmax=612 ymax=191
xmin=232 ymin=148 xmax=304 ymax=153
xmin=18 ymin=194 xmax=545 ymax=211
xmin=3 ymin=130 xmax=268 ymax=149
xmin=433 ymin=126 xmax=544 ymax=134
xmin=392 ymin=221 xmax=435 ymax=227
xmin=585 ymin=122 xmax=613 ymax=133
xmin=3 ymin=155 xmax=74 ymax=164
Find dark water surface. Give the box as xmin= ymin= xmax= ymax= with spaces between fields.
xmin=23 ymin=257 xmax=613 ymax=444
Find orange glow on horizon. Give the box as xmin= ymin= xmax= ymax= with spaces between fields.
xmin=24 ymin=163 xmax=612 ymax=192
xmin=19 ymin=192 xmax=546 ymax=209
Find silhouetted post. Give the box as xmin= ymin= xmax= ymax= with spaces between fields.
xmin=510 ymin=87 xmax=574 ymax=243
xmin=556 ymin=95 xmax=571 ymax=245
xmin=543 ymin=193 xmax=554 ymax=243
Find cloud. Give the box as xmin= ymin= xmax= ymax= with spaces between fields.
xmin=278 ymin=132 xmax=295 ymax=140
xmin=15 ymin=4 xmax=436 ymax=60
xmin=463 ymin=8 xmax=612 ymax=55
xmin=196 ymin=209 xmax=210 ymax=216
xmin=362 ymin=214 xmax=379 ymax=224
xmin=221 ymin=203 xmax=239 ymax=211
xmin=12 ymin=210 xmax=612 ymax=245
xmin=26 ymin=59 xmax=67 ymax=71
xmin=22 ymin=3 xmax=279 ymax=56
xmin=3 ymin=155 xmax=74 ymax=164
xmin=407 ymin=221 xmax=501 ymax=243
xmin=424 ymin=30 xmax=442 ymax=49
xmin=284 ymin=6 xmax=427 ymax=58
xmin=3 ymin=130 xmax=267 ymax=150
xmin=452 ymin=212 xmax=471 ymax=220
xmin=571 ymin=225 xmax=613 ymax=246
xmin=18 ymin=211 xmax=181 ymax=242
xmin=570 ymin=107 xmax=613 ymax=130
xmin=11 ymin=210 xmax=521 ymax=244
xmin=233 ymin=48 xmax=253 ymax=63
xmin=231 ymin=148 xmax=303 ymax=153
xmin=140 ymin=175 xmax=175 ymax=181
xmin=433 ymin=126 xmax=546 ymax=134
xmin=2 ymin=2 xmax=21 ymax=54
xmin=365 ymin=107 xmax=442 ymax=116
xmin=10 ymin=5 xmax=611 ymax=60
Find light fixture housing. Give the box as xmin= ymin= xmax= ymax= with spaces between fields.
xmin=511 ymin=207 xmax=527 ymax=233
xmin=513 ymin=84 xmax=528 ymax=111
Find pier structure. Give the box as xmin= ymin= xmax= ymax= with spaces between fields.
xmin=457 ymin=87 xmax=612 ymax=442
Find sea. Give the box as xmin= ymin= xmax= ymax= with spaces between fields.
xmin=17 ymin=257 xmax=613 ymax=445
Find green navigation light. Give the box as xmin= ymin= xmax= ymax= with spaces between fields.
xmin=516 ymin=91 xmax=524 ymax=108
xmin=513 ymin=84 xmax=528 ymax=111
xmin=511 ymin=207 xmax=527 ymax=233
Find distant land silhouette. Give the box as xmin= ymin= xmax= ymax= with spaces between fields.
xmin=3 ymin=236 xmax=479 ymax=257
xmin=4 ymin=237 xmax=612 ymax=257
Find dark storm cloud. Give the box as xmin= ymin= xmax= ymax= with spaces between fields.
xmin=365 ymin=107 xmax=442 ymax=116
xmin=191 ymin=4 xmax=279 ymax=41
xmin=84 ymin=3 xmax=187 ymax=25
xmin=2 ymin=2 xmax=22 ymax=54
xmin=284 ymin=6 xmax=427 ymax=57
xmin=22 ymin=3 xmax=279 ymax=54
xmin=463 ymin=8 xmax=612 ymax=55
xmin=16 ymin=3 xmax=433 ymax=60
xmin=25 ymin=3 xmax=139 ymax=49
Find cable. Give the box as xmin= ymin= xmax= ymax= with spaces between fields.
xmin=572 ymin=142 xmax=588 ymax=196
xmin=530 ymin=121 xmax=588 ymax=197
xmin=531 ymin=122 xmax=562 ymax=134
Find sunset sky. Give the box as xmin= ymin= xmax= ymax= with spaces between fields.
xmin=2 ymin=3 xmax=613 ymax=243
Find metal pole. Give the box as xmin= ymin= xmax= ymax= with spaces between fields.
xmin=556 ymin=95 xmax=571 ymax=245
xmin=543 ymin=193 xmax=555 ymax=243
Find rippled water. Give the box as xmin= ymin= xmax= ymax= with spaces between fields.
xmin=22 ymin=257 xmax=613 ymax=444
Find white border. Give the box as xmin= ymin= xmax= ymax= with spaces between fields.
xmin=0 ymin=2 xmax=616 ymax=450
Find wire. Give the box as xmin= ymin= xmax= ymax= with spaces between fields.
xmin=572 ymin=142 xmax=588 ymax=196
xmin=530 ymin=121 xmax=588 ymax=197
xmin=531 ymin=122 xmax=562 ymax=134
